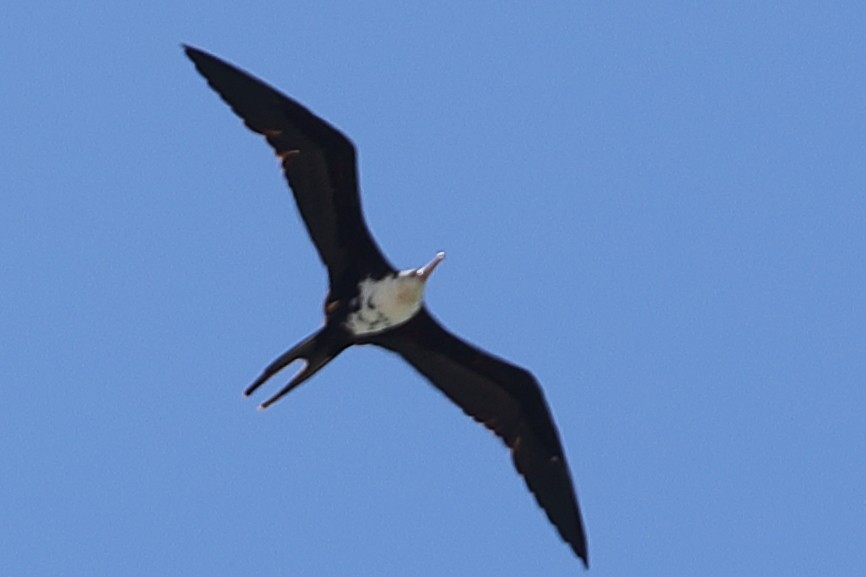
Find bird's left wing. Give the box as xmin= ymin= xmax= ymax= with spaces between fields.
xmin=368 ymin=309 xmax=589 ymax=567
xmin=184 ymin=46 xmax=393 ymax=287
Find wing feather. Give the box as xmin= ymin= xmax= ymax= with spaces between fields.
xmin=184 ymin=46 xmax=393 ymax=288
xmin=370 ymin=309 xmax=589 ymax=567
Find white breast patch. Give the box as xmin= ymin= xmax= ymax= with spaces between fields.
xmin=344 ymin=275 xmax=424 ymax=336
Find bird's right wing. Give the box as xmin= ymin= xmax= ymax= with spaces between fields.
xmin=184 ymin=46 xmax=394 ymax=286
xmin=369 ymin=309 xmax=589 ymax=567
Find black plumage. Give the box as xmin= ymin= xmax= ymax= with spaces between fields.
xmin=185 ymin=45 xmax=589 ymax=568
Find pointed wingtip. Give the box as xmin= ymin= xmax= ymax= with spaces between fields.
xmin=182 ymin=44 xmax=210 ymax=65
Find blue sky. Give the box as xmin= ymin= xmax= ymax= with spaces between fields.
xmin=2 ymin=2 xmax=865 ymax=575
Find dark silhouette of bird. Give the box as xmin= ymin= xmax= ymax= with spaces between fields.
xmin=184 ymin=45 xmax=589 ymax=568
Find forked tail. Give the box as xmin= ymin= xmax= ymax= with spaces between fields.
xmin=244 ymin=325 xmax=350 ymax=409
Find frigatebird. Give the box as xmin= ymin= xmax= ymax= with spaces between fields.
xmin=184 ymin=45 xmax=589 ymax=568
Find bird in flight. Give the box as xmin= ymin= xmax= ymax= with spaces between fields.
xmin=184 ymin=45 xmax=589 ymax=568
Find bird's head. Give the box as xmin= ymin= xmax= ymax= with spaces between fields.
xmin=394 ymin=251 xmax=446 ymax=307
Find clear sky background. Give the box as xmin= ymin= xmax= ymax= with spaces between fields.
xmin=2 ymin=2 xmax=864 ymax=576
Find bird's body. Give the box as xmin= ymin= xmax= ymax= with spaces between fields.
xmin=345 ymin=253 xmax=444 ymax=336
xmin=185 ymin=45 xmax=589 ymax=568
